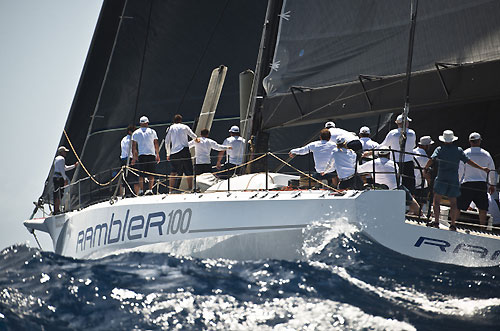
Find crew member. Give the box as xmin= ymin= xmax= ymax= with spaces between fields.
xmin=216 ymin=126 xmax=246 ymax=179
xmin=458 ymin=132 xmax=496 ymax=226
xmin=189 ymin=128 xmax=231 ymax=175
xmin=413 ymin=136 xmax=434 ymax=205
xmin=358 ymin=146 xmax=420 ymax=214
xmin=53 ymin=146 xmax=78 ymax=214
xmin=325 ymin=121 xmax=362 ymax=154
xmin=380 ymin=114 xmax=417 ymax=194
xmin=290 ymin=129 xmax=337 ymax=188
xmin=424 ymin=130 xmax=489 ymax=231
xmin=324 ymin=136 xmax=358 ymax=189
xmin=131 ymin=116 xmax=160 ymax=195
xmin=165 ymin=114 xmax=199 ymax=191
xmin=120 ymin=125 xmax=135 ymax=196
xmin=359 ymin=126 xmax=379 ymax=164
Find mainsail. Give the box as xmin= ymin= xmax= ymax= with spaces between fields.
xmin=250 ymin=0 xmax=500 ymax=165
xmin=40 ymin=0 xmax=268 ymax=209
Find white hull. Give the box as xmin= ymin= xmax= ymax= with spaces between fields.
xmin=25 ymin=189 xmax=500 ymax=267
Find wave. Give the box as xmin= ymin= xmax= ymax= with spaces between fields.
xmin=1 ymin=218 xmax=499 ymax=330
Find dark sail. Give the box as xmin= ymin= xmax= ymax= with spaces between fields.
xmin=41 ymin=0 xmax=268 ymax=208
xmin=252 ymin=0 xmax=500 ymax=166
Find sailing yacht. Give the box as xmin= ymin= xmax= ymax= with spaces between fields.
xmin=24 ymin=0 xmax=500 ymax=267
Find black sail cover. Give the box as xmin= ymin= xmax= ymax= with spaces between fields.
xmin=256 ymin=0 xmax=500 ymax=168
xmin=41 ymin=0 xmax=269 ymax=208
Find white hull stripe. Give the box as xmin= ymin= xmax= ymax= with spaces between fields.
xmin=189 ymin=224 xmax=307 ymax=233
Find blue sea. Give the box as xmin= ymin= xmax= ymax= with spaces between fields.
xmin=1 ymin=221 xmax=499 ymax=330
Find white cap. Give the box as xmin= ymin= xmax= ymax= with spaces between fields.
xmin=418 ymin=136 xmax=434 ymax=146
xmin=395 ymin=114 xmax=412 ymax=123
xmin=377 ymin=146 xmax=391 ymax=156
xmin=229 ymin=125 xmax=240 ymax=133
xmin=139 ymin=116 xmax=149 ymax=124
xmin=469 ymin=132 xmax=481 ymax=141
xmin=336 ymin=136 xmax=346 ymax=145
xmin=58 ymin=146 xmax=69 ymax=153
xmin=325 ymin=121 xmax=335 ymax=128
xmin=359 ymin=126 xmax=370 ymax=135
xmin=439 ymin=130 xmax=458 ymax=143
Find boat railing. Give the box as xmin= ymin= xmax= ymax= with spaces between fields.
xmin=52 ymin=148 xmax=499 ymax=217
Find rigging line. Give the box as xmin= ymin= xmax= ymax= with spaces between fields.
xmin=132 ymin=0 xmax=154 ymax=122
xmin=31 ymin=230 xmax=42 ymax=250
xmin=64 ymin=130 xmax=124 ymax=186
xmin=74 ymin=0 xmax=129 ymax=183
xmin=175 ymin=0 xmax=230 ymax=115
xmin=268 ymin=152 xmax=342 ymax=193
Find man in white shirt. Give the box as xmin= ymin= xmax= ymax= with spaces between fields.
xmin=359 ymin=126 xmax=379 ymax=151
xmin=165 ymin=114 xmax=199 ymax=191
xmin=217 ymin=126 xmax=246 ymax=179
xmin=131 ymin=116 xmax=160 ymax=195
xmin=189 ymin=128 xmax=231 ymax=175
xmin=380 ymin=114 xmax=417 ymax=194
xmin=358 ymin=147 xmax=420 ymax=214
xmin=325 ymin=121 xmax=362 ymax=154
xmin=290 ymin=129 xmax=337 ymax=188
xmin=323 ymin=136 xmax=358 ymax=189
xmin=358 ymin=126 xmax=379 ymax=164
xmin=458 ymin=132 xmax=496 ymax=226
xmin=120 ymin=125 xmax=135 ymax=196
xmin=413 ymin=136 xmax=434 ymax=204
xmin=53 ymin=146 xmax=78 ymax=214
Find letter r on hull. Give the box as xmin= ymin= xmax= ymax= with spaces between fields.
xmin=414 ymin=236 xmax=451 ymax=252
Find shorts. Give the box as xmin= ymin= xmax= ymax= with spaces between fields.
xmin=433 ymin=178 xmax=461 ymax=198
xmin=170 ymin=147 xmax=193 ymax=176
xmin=458 ymin=181 xmax=488 ymax=211
xmin=194 ymin=164 xmax=212 ymax=175
xmin=137 ymin=154 xmax=156 ymax=177
xmin=53 ymin=177 xmax=65 ymax=200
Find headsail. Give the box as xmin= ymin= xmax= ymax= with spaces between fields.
xmin=39 ymin=0 xmax=269 ymax=210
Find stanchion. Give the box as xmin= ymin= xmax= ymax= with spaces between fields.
xmin=265 ymin=152 xmax=269 ymax=191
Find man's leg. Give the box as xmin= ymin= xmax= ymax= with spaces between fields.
xmin=148 ymin=176 xmax=154 ymax=190
xmin=169 ymin=173 xmax=177 ymax=189
xmin=479 ymin=209 xmax=488 ymax=226
xmin=449 ymin=197 xmax=459 ymax=228
xmin=433 ymin=193 xmax=442 ymax=224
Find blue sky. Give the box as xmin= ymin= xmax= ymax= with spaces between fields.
xmin=0 ymin=0 xmax=103 ymax=250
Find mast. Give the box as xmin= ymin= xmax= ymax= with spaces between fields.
xmin=398 ymin=0 xmax=419 ymax=186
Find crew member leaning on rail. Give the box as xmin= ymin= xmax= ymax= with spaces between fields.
xmin=53 ymin=146 xmax=78 ymax=214
xmin=289 ymin=129 xmax=337 ymax=188
xmin=131 ymin=116 xmax=160 ymax=196
xmin=424 ymin=130 xmax=489 ymax=231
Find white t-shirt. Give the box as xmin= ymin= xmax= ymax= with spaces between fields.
xmin=223 ymin=136 xmax=246 ymax=165
xmin=290 ymin=140 xmax=335 ymax=173
xmin=459 ymin=147 xmax=496 ymax=184
xmin=165 ymin=123 xmax=197 ymax=156
xmin=360 ymin=137 xmax=379 ymax=151
xmin=413 ymin=147 xmax=429 ymax=189
xmin=132 ymin=127 xmax=158 ymax=156
xmin=358 ymin=157 xmax=399 ymax=190
xmin=380 ymin=128 xmax=416 ymax=162
xmin=328 ymin=127 xmax=358 ymax=144
xmin=53 ymin=155 xmax=76 ymax=181
xmin=326 ymin=147 xmax=356 ymax=180
xmin=120 ymin=134 xmax=132 ymax=159
xmin=189 ymin=137 xmax=229 ymax=164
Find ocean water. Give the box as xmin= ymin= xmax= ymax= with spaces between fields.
xmin=1 ymin=220 xmax=499 ymax=330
